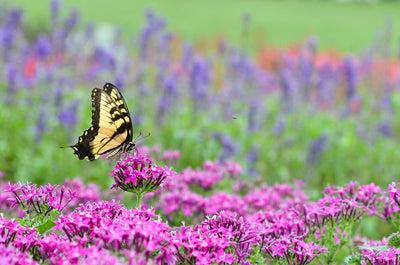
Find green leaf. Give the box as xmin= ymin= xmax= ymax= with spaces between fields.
xmin=18 ymin=208 xmax=60 ymax=234
xmin=36 ymin=219 xmax=55 ymax=234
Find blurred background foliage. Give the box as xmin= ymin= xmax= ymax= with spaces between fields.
xmin=9 ymin=0 xmax=400 ymax=52
xmin=0 ymin=0 xmax=400 ymax=192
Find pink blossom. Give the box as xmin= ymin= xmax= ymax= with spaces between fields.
xmin=111 ymin=154 xmax=172 ymax=193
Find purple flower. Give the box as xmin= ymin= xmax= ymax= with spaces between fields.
xmin=173 ymin=222 xmax=234 ymax=264
xmin=359 ymin=238 xmax=400 ymax=264
xmin=50 ymin=0 xmax=60 ymax=23
xmin=38 ymin=234 xmax=119 ymax=265
xmin=56 ymin=202 xmax=175 ymax=263
xmin=213 ymin=133 xmax=236 ymax=162
xmin=158 ymin=32 xmax=173 ymax=55
xmin=181 ymin=43 xmax=193 ymax=67
xmin=57 ymin=100 xmax=79 ymax=131
xmin=305 ymin=36 xmax=318 ymax=55
xmin=298 ymin=53 xmax=314 ymax=97
xmin=111 ymin=154 xmax=172 ymax=194
xmin=162 ymin=149 xmax=181 ymax=163
xmin=5 ymin=183 xmax=75 ymax=215
xmin=159 ymin=189 xmax=205 ymax=218
xmin=204 ymin=211 xmax=259 ymax=261
xmin=377 ymin=121 xmax=392 ymax=137
xmin=306 ymin=134 xmax=328 ymax=165
xmin=264 ymin=237 xmax=327 ymax=264
xmin=5 ymin=63 xmax=18 ymax=103
xmin=64 ymin=8 xmax=79 ymax=34
xmin=316 ymin=63 xmax=336 ymax=109
xmin=54 ymin=84 xmax=64 ymax=108
xmin=55 ymin=200 xmax=125 ymax=240
xmin=342 ymin=56 xmax=358 ymax=101
xmin=279 ymin=58 xmax=298 ymax=112
xmin=34 ymin=109 xmax=47 ymax=142
xmin=180 ymin=161 xmax=224 ymax=190
xmin=35 ymin=34 xmax=52 ymax=59
xmin=0 ymin=217 xmax=39 ymax=252
xmin=139 ymin=9 xmax=166 ymax=60
xmin=223 ymin=161 xmax=243 ymax=177
xmin=0 ymin=9 xmax=22 ymax=56
xmin=247 ymin=100 xmax=260 ymax=133
xmin=230 ymin=50 xmax=254 ymax=82
xmin=156 ymin=73 xmax=179 ymax=124
xmin=204 ymin=192 xmax=248 ymax=216
xmin=247 ymin=145 xmax=259 ymax=177
xmin=190 ymin=56 xmax=210 ymax=108
xmin=62 ymin=178 xmax=101 ymax=210
xmin=0 ymin=244 xmax=38 ymax=265
xmin=6 ymin=9 xmax=23 ymax=29
xmin=273 ymin=116 xmax=286 ymax=135
xmin=384 ymin=182 xmax=400 ymax=220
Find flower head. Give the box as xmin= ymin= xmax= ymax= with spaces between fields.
xmin=111 ymin=154 xmax=172 ymax=194
xmin=6 ymin=183 xmax=75 ymax=215
xmin=0 ymin=244 xmax=38 ymax=265
xmin=0 ymin=217 xmax=39 ymax=252
xmin=162 ymin=149 xmax=181 ymax=163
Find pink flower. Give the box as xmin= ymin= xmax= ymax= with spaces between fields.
xmin=5 ymin=182 xmax=75 ymax=215
xmin=63 ymin=178 xmax=101 ymax=210
xmin=0 ymin=244 xmax=38 ymax=265
xmin=111 ymin=154 xmax=172 ymax=194
xmin=204 ymin=192 xmax=248 ymax=216
xmin=0 ymin=217 xmax=39 ymax=252
xmin=162 ymin=149 xmax=181 ymax=162
xmin=223 ymin=161 xmax=243 ymax=177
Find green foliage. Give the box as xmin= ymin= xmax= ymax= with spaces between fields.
xmin=387 ymin=232 xmax=400 ymax=248
xmin=3 ymin=86 xmax=400 ymax=193
xmin=344 ymin=253 xmax=362 ymax=265
xmin=386 ymin=213 xmax=400 ymax=230
xmin=308 ymin=219 xmax=359 ymax=263
xmin=10 ymin=0 xmax=400 ymax=53
xmin=19 ymin=208 xmax=59 ymax=234
xmin=249 ymin=247 xmax=267 ymax=265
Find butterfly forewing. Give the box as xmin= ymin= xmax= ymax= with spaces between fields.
xmin=103 ymin=84 xmax=133 ymax=139
xmin=70 ymin=83 xmax=133 ymax=161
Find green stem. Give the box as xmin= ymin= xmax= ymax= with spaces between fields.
xmin=135 ymin=192 xmax=143 ymax=208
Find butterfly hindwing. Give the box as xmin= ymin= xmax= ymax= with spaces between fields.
xmin=70 ymin=83 xmax=133 ymax=161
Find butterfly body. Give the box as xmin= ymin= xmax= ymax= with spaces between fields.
xmin=70 ymin=83 xmax=135 ymax=161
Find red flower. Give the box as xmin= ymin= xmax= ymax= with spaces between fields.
xmin=24 ymin=56 xmax=37 ymax=81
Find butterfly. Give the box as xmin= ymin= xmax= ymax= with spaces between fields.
xmin=69 ymin=83 xmax=136 ymax=161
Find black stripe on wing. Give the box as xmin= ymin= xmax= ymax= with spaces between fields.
xmin=102 ymin=83 xmax=133 ymax=142
xmin=70 ymin=88 xmax=102 ymax=161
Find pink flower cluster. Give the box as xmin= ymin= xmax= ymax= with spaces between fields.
xmin=5 ymin=182 xmax=75 ymax=215
xmin=63 ymin=178 xmax=101 ymax=210
xmin=0 ymin=217 xmax=39 ymax=252
xmin=111 ymin=154 xmax=172 ymax=194
xmin=174 ymin=211 xmax=258 ymax=264
xmin=384 ymin=182 xmax=400 ymax=221
xmin=1 ymin=152 xmax=400 ymax=264
xmin=56 ymin=201 xmax=176 ymax=264
xmin=0 ymin=244 xmax=38 ymax=265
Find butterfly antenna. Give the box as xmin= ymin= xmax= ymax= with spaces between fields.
xmin=134 ymin=131 xmax=151 ymax=145
xmin=133 ymin=131 xmax=142 ymax=143
xmin=129 ymin=132 xmax=150 ymax=156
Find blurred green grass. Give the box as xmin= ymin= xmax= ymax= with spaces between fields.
xmin=3 ymin=83 xmax=400 ymax=192
xmin=3 ymin=0 xmax=400 ymax=190
xmin=10 ymin=0 xmax=400 ymax=53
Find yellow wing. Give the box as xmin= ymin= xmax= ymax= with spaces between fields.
xmin=70 ymin=83 xmax=133 ymax=161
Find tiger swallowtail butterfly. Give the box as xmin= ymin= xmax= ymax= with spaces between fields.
xmin=70 ymin=83 xmax=135 ymax=161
